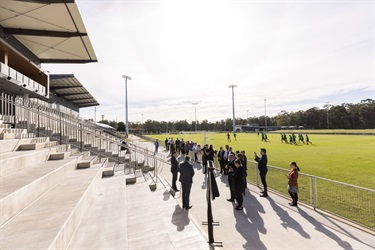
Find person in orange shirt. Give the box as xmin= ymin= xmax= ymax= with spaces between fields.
xmin=286 ymin=162 xmax=300 ymax=206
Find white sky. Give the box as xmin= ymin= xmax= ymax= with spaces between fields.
xmin=43 ymin=0 xmax=374 ymax=123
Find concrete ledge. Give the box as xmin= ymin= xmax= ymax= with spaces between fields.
xmin=49 ymin=151 xmax=71 ymax=160
xmin=17 ymin=142 xmax=46 ymax=151
xmin=102 ymin=162 xmax=115 ymax=177
xmin=0 ymin=149 xmax=50 ymax=177
xmin=0 ymin=157 xmax=81 ymax=226
xmin=67 ymin=174 xmax=127 ymax=249
xmin=126 ymin=177 xmax=137 ymax=185
xmin=0 ymin=165 xmax=103 ymax=249
xmin=76 ymin=156 xmax=97 ymax=169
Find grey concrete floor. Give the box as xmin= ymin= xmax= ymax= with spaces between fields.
xmin=125 ymin=136 xmax=374 ymax=250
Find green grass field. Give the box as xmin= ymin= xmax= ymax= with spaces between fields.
xmin=145 ymin=132 xmax=375 ymax=189
xmin=143 ymin=132 xmax=375 ymax=229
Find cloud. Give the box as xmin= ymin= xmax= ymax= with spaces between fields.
xmin=43 ymin=0 xmax=373 ymax=122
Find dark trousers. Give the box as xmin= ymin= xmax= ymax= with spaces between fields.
xmin=181 ymin=182 xmax=192 ymax=208
xmin=219 ymin=160 xmax=225 ymax=174
xmin=235 ymin=191 xmax=243 ymax=207
xmin=260 ymin=172 xmax=267 ymax=194
xmin=288 ymin=191 xmax=298 ymax=205
xmin=202 ymin=158 xmax=207 ymax=173
xmin=171 ymin=172 xmax=178 ymax=190
xmin=228 ymin=175 xmax=235 ymax=200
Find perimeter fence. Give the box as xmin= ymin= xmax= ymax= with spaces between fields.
xmin=246 ymin=161 xmax=375 ymax=230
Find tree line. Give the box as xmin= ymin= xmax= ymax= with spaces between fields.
xmin=98 ymin=99 xmax=374 ymax=133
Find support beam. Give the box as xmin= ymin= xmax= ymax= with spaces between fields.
xmin=14 ymin=0 xmax=75 ymax=4
xmin=50 ymin=86 xmax=82 ymax=90
xmin=41 ymin=59 xmax=97 ymax=63
xmin=4 ymin=28 xmax=87 ymax=38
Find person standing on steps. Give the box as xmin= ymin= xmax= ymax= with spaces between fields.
xmin=254 ymin=148 xmax=268 ymax=197
xmin=154 ymin=139 xmax=159 ymax=155
xmin=179 ymin=156 xmax=195 ymax=210
xmin=233 ymin=159 xmax=246 ymax=210
xmin=226 ymin=154 xmax=236 ymax=202
xmin=170 ymin=151 xmax=179 ymax=191
xmin=287 ymin=161 xmax=300 ymax=206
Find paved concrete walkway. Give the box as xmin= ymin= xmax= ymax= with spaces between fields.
xmin=126 ymin=136 xmax=374 ymax=250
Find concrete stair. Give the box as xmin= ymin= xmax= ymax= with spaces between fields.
xmin=0 ymin=164 xmax=103 ymax=249
xmin=49 ymin=151 xmax=71 ymax=160
xmin=0 ymin=148 xmax=51 ymax=177
xmin=67 ymin=173 xmax=127 ymax=249
xmin=76 ymin=155 xmax=98 ymax=169
xmin=17 ymin=142 xmax=46 ymax=151
xmin=102 ymin=162 xmax=116 ymax=177
xmin=0 ymin=119 xmax=136 ymax=249
xmin=0 ymin=156 xmax=83 ymax=226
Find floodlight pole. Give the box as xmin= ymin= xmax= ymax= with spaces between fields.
xmin=141 ymin=113 xmax=144 ymax=132
xmin=324 ymin=102 xmax=332 ymax=129
xmin=228 ymin=85 xmax=237 ymax=133
xmin=192 ymin=102 xmax=198 ymax=131
xmin=264 ymin=99 xmax=267 ymax=131
xmin=122 ymin=75 xmax=131 ymax=136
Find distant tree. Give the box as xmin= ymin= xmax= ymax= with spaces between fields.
xmin=329 ymin=105 xmax=351 ymax=129
xmin=117 ymin=122 xmax=125 ymax=132
xmin=358 ymin=99 xmax=375 ymax=129
xmin=275 ymin=110 xmax=290 ymax=126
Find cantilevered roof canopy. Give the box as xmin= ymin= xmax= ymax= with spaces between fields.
xmin=50 ymin=74 xmax=99 ymax=108
xmin=0 ymin=0 xmax=97 ymax=63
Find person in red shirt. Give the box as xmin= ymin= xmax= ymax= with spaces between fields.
xmin=286 ymin=162 xmax=300 ymax=206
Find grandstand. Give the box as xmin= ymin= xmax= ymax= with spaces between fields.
xmin=1 ymin=2 xmax=373 ymax=249
xmin=0 ymin=1 xmax=160 ymax=249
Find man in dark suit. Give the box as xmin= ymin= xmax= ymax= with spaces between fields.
xmin=226 ymin=154 xmax=236 ymax=202
xmin=254 ymin=148 xmax=268 ymax=197
xmin=179 ymin=156 xmax=195 ymax=210
xmin=170 ymin=151 xmax=179 ymax=191
xmin=217 ymin=146 xmax=225 ymax=174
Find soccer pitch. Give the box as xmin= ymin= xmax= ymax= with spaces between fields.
xmin=145 ymin=132 xmax=375 ymax=189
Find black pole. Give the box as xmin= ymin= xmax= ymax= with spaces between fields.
xmin=203 ymin=161 xmax=222 ymax=246
xmin=207 ymin=166 xmax=214 ymax=244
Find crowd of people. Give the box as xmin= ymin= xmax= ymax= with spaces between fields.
xmin=280 ymin=133 xmax=311 ymax=144
xmin=159 ymin=137 xmax=299 ymax=211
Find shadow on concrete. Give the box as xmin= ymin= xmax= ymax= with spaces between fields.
xmin=298 ymin=207 xmax=353 ymax=250
xmin=163 ymin=189 xmax=172 ymax=201
xmin=320 ymin=212 xmax=374 ymax=249
xmin=268 ymin=198 xmax=310 ymax=238
xmin=171 ymin=205 xmax=190 ymax=232
xmin=201 ymin=173 xmax=207 ymax=190
xmin=233 ymin=192 xmax=267 ymax=250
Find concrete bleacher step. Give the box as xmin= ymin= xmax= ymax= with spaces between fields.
xmin=102 ymin=162 xmax=115 ymax=177
xmin=0 ymin=148 xmax=51 ymax=177
xmin=0 ymin=164 xmax=103 ymax=249
xmin=0 ymin=156 xmax=83 ymax=226
xmin=49 ymin=151 xmax=71 ymax=160
xmin=126 ymin=176 xmax=137 ymax=185
xmin=67 ymin=174 xmax=127 ymax=249
xmin=0 ymin=138 xmax=43 ymax=154
xmin=76 ymin=156 xmax=98 ymax=169
xmin=17 ymin=142 xmax=46 ymax=151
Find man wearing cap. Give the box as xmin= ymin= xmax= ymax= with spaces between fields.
xmin=179 ymin=156 xmax=195 ymax=210
xmin=254 ymin=148 xmax=268 ymax=197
